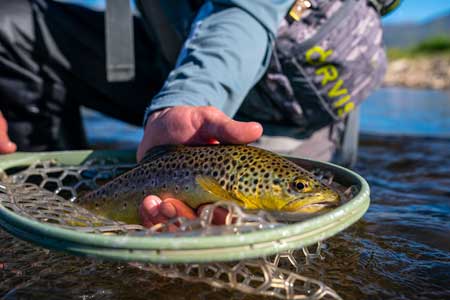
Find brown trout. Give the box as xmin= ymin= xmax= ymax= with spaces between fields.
xmin=76 ymin=145 xmax=339 ymax=223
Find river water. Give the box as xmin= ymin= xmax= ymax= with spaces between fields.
xmin=1 ymin=87 xmax=449 ymax=299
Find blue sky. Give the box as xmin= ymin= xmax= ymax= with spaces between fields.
xmin=383 ymin=0 xmax=450 ymax=24
xmin=60 ymin=0 xmax=450 ymax=24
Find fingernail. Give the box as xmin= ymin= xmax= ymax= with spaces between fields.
xmin=147 ymin=197 xmax=162 ymax=217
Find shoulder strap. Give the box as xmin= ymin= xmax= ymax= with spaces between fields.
xmin=339 ymin=107 xmax=360 ymax=168
xmin=105 ymin=0 xmax=135 ymax=82
xmin=136 ymin=0 xmax=183 ymax=67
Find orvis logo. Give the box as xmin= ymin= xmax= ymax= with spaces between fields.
xmin=305 ymin=46 xmax=354 ymax=118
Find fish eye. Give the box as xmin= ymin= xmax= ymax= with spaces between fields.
xmin=292 ymin=178 xmax=309 ymax=192
xmin=295 ymin=182 xmax=305 ymax=190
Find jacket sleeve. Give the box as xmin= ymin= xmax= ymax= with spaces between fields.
xmin=144 ymin=0 xmax=294 ymax=124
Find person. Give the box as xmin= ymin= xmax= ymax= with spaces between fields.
xmin=0 ymin=0 xmax=398 ymax=227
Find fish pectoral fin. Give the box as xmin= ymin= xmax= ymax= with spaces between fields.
xmin=195 ymin=175 xmax=242 ymax=204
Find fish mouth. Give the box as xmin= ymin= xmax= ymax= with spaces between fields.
xmin=282 ymin=192 xmax=340 ymax=213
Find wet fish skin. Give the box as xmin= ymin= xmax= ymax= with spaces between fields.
xmin=76 ymin=145 xmax=340 ymax=224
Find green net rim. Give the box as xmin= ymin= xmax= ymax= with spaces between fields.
xmin=0 ymin=150 xmax=370 ymax=263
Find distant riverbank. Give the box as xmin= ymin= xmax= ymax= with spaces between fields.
xmin=383 ymin=36 xmax=450 ymax=89
xmin=383 ymin=55 xmax=450 ymax=90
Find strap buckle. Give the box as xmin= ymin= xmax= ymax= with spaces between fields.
xmin=288 ymin=0 xmax=313 ymax=21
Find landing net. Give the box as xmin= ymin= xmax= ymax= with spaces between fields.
xmin=0 ymin=151 xmax=370 ymax=299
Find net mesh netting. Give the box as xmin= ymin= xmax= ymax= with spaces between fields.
xmin=0 ymin=158 xmax=350 ymax=300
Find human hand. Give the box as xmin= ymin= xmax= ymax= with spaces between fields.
xmin=0 ymin=112 xmax=17 ymax=154
xmin=136 ymin=106 xmax=262 ymax=161
xmin=137 ymin=106 xmax=263 ymax=227
xmin=139 ymin=196 xmax=229 ymax=229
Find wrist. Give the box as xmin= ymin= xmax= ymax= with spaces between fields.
xmin=147 ymin=107 xmax=172 ymax=125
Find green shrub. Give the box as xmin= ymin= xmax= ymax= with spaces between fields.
xmin=387 ymin=35 xmax=450 ymax=60
xmin=411 ymin=35 xmax=450 ymax=54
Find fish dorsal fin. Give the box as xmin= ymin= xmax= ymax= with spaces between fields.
xmin=195 ymin=175 xmax=242 ymax=204
xmin=141 ymin=144 xmax=181 ymax=163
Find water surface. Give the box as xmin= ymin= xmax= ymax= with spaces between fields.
xmin=1 ymin=88 xmax=449 ymax=299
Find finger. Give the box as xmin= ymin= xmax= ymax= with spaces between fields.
xmin=0 ymin=113 xmax=16 ymax=154
xmin=159 ymin=201 xmax=177 ymax=218
xmin=141 ymin=195 xmax=162 ymax=217
xmin=140 ymin=195 xmax=170 ymax=227
xmin=139 ymin=195 xmax=158 ymax=227
xmin=161 ymin=198 xmax=197 ymax=220
xmin=139 ymin=206 xmax=154 ymax=228
xmin=200 ymin=108 xmax=263 ymax=144
xmin=197 ymin=205 xmax=229 ymax=225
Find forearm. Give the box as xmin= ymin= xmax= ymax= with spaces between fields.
xmin=145 ymin=1 xmax=294 ymax=123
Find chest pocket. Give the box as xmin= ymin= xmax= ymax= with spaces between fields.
xmin=258 ymin=0 xmax=387 ymax=134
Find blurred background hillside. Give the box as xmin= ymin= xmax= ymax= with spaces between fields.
xmin=381 ymin=1 xmax=450 ymax=89
xmin=383 ymin=11 xmax=450 ymax=49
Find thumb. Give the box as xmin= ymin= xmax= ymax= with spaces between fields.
xmin=0 ymin=112 xmax=17 ymax=154
xmin=200 ymin=108 xmax=263 ymax=144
